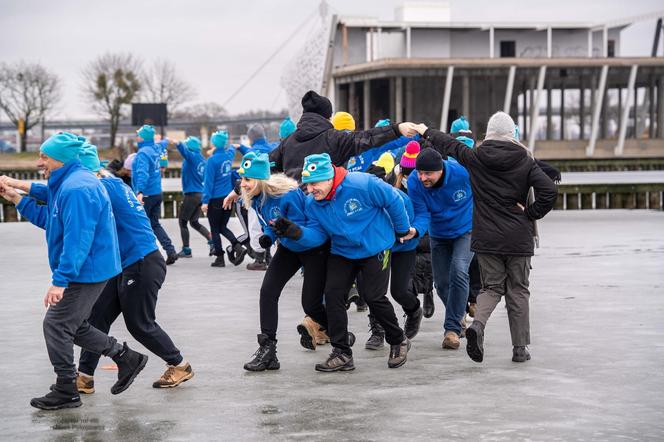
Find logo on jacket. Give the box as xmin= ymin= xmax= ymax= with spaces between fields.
xmin=221 ymin=161 xmax=232 ymax=175
xmin=343 ymin=198 xmax=363 ymax=216
xmin=269 ymin=206 xmax=282 ymax=220
xmin=197 ymin=162 xmax=205 ymax=177
xmin=453 ymin=189 xmax=467 ymax=202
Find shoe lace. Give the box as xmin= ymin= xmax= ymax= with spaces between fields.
xmin=251 ymin=345 xmax=269 ymax=359
xmin=161 ymin=366 xmax=176 ymax=381
xmin=328 ymin=348 xmax=345 ymax=362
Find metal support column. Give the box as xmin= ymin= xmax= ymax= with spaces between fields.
xmin=489 ymin=27 xmax=495 ymax=58
xmin=363 ymin=80 xmax=371 ymax=130
xmin=615 ymin=64 xmax=638 ymax=156
xmin=586 ymin=65 xmax=609 ymax=156
xmin=440 ymin=66 xmax=455 ymax=132
xmin=528 ymin=66 xmax=547 ymax=153
xmin=395 ymin=77 xmax=403 ymax=122
xmin=504 ymin=65 xmax=516 ymax=113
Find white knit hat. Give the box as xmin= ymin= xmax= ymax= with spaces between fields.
xmin=486 ymin=112 xmax=516 ymax=138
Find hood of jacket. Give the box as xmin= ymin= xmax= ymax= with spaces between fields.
xmin=295 ymin=112 xmax=334 ymax=143
xmin=475 ymin=139 xmax=530 ymax=171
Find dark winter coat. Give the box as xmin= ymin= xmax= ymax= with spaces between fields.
xmin=423 ymin=128 xmax=558 ymax=256
xmin=270 ymin=112 xmax=402 ymax=181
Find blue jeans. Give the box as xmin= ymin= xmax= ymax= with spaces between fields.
xmin=430 ymin=232 xmax=474 ymax=335
xmin=143 ymin=194 xmax=175 ymax=255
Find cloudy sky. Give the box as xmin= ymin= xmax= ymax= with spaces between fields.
xmin=1 ymin=0 xmax=662 ymax=120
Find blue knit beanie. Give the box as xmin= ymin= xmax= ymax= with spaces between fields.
xmin=450 ymin=116 xmax=470 ymax=133
xmin=137 ymin=125 xmax=156 ymax=141
xmin=279 ymin=117 xmax=296 ymax=139
xmin=456 ymin=136 xmax=475 ymax=148
xmin=185 ymin=136 xmax=202 ymax=152
xmin=79 ymin=144 xmax=102 ymax=172
xmin=375 ymin=119 xmax=391 ymax=127
xmin=210 ymin=130 xmax=228 ymax=149
xmin=301 ymin=153 xmax=334 ymax=183
xmin=40 ymin=132 xmax=85 ymax=164
xmin=238 ymin=152 xmax=271 ymax=180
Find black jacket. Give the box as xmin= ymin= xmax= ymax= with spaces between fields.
xmin=270 ymin=112 xmax=402 ymax=181
xmin=423 ymin=129 xmax=558 ymax=256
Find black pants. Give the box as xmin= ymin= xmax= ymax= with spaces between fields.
xmin=207 ymin=197 xmax=238 ymax=256
xmin=44 ymin=281 xmax=123 ymax=382
xmin=325 ymin=251 xmax=404 ymax=355
xmin=468 ymin=254 xmax=481 ymax=304
xmin=259 ymin=243 xmax=329 ymax=341
xmin=179 ymin=192 xmax=210 ymax=247
xmin=78 ymin=251 xmax=183 ymax=375
xmin=143 ymin=194 xmax=175 ymax=255
xmin=390 ymin=250 xmax=420 ymax=314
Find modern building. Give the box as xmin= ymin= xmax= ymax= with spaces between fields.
xmin=323 ymin=2 xmax=664 ymax=159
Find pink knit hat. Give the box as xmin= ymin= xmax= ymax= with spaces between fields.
xmin=400 ymin=141 xmax=420 ymax=170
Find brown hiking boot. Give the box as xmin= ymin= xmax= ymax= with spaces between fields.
xmin=468 ymin=302 xmax=477 ymax=318
xmin=315 ymin=349 xmax=355 ymax=372
xmin=316 ymin=328 xmax=330 ymax=346
xmin=442 ymin=331 xmax=460 ymax=350
xmin=297 ymin=316 xmax=320 ymax=350
xmin=76 ymin=373 xmax=95 ymax=394
xmin=460 ymin=316 xmax=469 ymax=338
xmin=152 ymin=362 xmax=194 ymax=388
xmin=388 ymin=338 xmax=411 ymax=368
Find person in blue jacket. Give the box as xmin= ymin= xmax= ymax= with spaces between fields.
xmin=345 ymin=119 xmax=418 ymax=173
xmin=175 ymin=136 xmax=212 ymax=258
xmin=201 ymin=130 xmax=247 ymax=267
xmin=408 ymin=148 xmax=474 ymax=351
xmin=0 ymin=133 xmax=148 ymax=410
xmin=286 ymin=153 xmax=415 ymax=372
xmin=236 ymin=124 xmax=279 ymax=156
xmin=132 ymin=125 xmax=178 ymax=265
xmin=237 ymin=152 xmax=342 ymax=372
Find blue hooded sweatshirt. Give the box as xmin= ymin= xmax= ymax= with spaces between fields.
xmin=300 ymin=171 xmax=411 ymax=259
xmin=132 ymin=141 xmax=162 ymax=196
xmin=30 ymin=176 xmax=159 ymax=269
xmin=408 ymin=160 xmax=473 ymax=240
xmin=238 ymin=138 xmax=279 ymax=156
xmin=252 ymin=188 xmax=327 ymax=253
xmin=16 ymin=160 xmax=122 ymax=287
xmin=346 ymin=135 xmax=418 ymax=172
xmin=176 ymin=142 xmax=206 ymax=194
xmin=202 ymin=146 xmax=236 ymax=204
xmin=391 ymin=188 xmax=418 ymax=253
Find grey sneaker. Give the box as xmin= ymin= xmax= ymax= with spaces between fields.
xmin=388 ymin=338 xmax=411 ymax=368
xmin=365 ymin=315 xmax=385 ymax=350
xmin=315 ymin=349 xmax=355 ymax=372
xmin=512 ymin=346 xmax=531 ymax=362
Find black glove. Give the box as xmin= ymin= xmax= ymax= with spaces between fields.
xmin=258 ymin=235 xmax=273 ymax=249
xmin=273 ymin=217 xmax=302 ymax=240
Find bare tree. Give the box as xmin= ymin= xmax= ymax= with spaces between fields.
xmin=143 ymin=59 xmax=195 ymax=117
xmin=0 ymin=61 xmax=61 ymax=152
xmin=82 ymin=53 xmax=142 ymax=150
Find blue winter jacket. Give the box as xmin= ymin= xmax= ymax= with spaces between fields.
xmin=202 ymin=146 xmax=236 ymax=203
xmin=238 ymin=138 xmax=279 ymax=156
xmin=300 ymin=172 xmax=411 ymax=259
xmin=132 ymin=141 xmax=162 ymax=196
xmin=17 ymin=160 xmax=122 ymax=287
xmin=346 ymin=135 xmax=417 ymax=172
xmin=391 ymin=188 xmax=418 ymax=253
xmin=252 ymin=188 xmax=327 ymax=253
xmin=408 ymin=160 xmax=473 ymax=240
xmin=177 ymin=142 xmax=206 ymax=194
xmin=30 ymin=176 xmax=159 ymax=269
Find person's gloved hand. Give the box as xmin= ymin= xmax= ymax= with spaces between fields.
xmin=273 ymin=217 xmax=302 ymax=240
xmin=259 ymin=235 xmax=273 ymax=249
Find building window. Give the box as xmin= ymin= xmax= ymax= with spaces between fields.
xmin=608 ymin=40 xmax=615 ymax=57
xmin=500 ymin=41 xmax=516 ymax=57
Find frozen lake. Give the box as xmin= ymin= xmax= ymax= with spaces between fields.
xmin=0 ymin=210 xmax=662 ymax=440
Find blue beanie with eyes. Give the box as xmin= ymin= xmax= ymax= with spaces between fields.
xmin=137 ymin=125 xmax=155 ymax=141
xmin=238 ymin=152 xmax=271 ymax=180
xmin=185 ymin=136 xmax=202 ymax=152
xmin=210 ymin=130 xmax=228 ymax=149
xmin=79 ymin=143 xmax=102 ymax=172
xmin=301 ymin=153 xmax=335 ymax=183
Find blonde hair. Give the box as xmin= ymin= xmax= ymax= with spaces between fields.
xmin=241 ymin=173 xmax=298 ymax=207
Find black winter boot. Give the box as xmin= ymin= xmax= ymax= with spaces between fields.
xmin=465 ymin=321 xmax=485 ymax=363
xmin=404 ymin=307 xmax=423 ymax=340
xmin=423 ymin=291 xmax=435 ymax=318
xmin=244 ymin=334 xmax=280 ymax=372
xmin=227 ymin=242 xmax=248 ymax=266
xmin=512 ymin=346 xmax=531 ymax=362
xmin=365 ymin=315 xmax=385 ymax=350
xmin=110 ymin=342 xmax=148 ymax=395
xmin=31 ymin=380 xmax=81 ymax=410
xmin=211 ymin=253 xmax=226 ymax=267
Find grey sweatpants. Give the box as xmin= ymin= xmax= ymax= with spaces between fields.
xmin=474 ymin=254 xmax=531 ymax=347
xmin=43 ymin=281 xmax=123 ymax=382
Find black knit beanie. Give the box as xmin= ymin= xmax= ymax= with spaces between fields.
xmin=301 ymin=90 xmax=333 ymax=119
xmin=415 ymin=148 xmax=443 ymax=171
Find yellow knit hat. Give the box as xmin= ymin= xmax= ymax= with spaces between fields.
xmin=373 ymin=152 xmax=395 ymax=175
xmin=332 ymin=111 xmax=356 ymax=131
